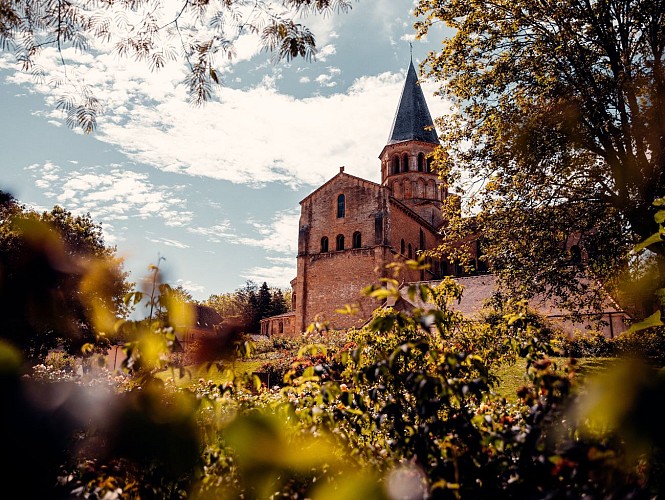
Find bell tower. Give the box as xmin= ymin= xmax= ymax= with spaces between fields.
xmin=379 ymin=60 xmax=447 ymax=228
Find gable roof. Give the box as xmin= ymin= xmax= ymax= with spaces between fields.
xmin=388 ymin=196 xmax=439 ymax=234
xmin=387 ymin=60 xmax=439 ymax=146
xmin=300 ymin=171 xmax=381 ymax=205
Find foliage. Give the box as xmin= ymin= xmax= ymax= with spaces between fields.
xmin=205 ymin=280 xmax=292 ymax=334
xmin=0 ymin=191 xmax=132 ymax=359
xmin=0 ymin=0 xmax=356 ymax=132
xmin=416 ymin=0 xmax=665 ymax=313
xmin=1 ymin=226 xmax=664 ymax=499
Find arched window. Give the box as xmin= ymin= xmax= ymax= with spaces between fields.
xmin=320 ymin=236 xmax=329 ymax=253
xmin=570 ymin=245 xmax=582 ymax=265
xmin=336 ymin=234 xmax=345 ymax=251
xmin=402 ymin=153 xmax=409 ymax=172
xmin=337 ymin=194 xmax=345 ymax=218
xmin=419 ymin=229 xmax=425 ymax=251
xmin=408 ymin=243 xmax=412 ymax=259
xmin=392 ymin=156 xmax=400 ymax=175
xmin=400 ymin=239 xmax=405 ymax=255
xmin=352 ymin=231 xmax=362 ymax=249
xmin=417 ymin=153 xmax=425 ymax=172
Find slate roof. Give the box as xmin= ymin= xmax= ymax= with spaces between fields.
xmin=391 ymin=275 xmax=626 ymax=319
xmin=387 ymin=60 xmax=439 ymax=145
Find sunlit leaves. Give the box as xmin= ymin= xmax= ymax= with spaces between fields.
xmin=417 ymin=0 xmax=665 ymax=314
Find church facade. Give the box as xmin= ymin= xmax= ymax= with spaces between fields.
xmin=261 ymin=61 xmax=477 ymax=335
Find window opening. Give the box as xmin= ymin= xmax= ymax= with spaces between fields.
xmin=337 ymin=194 xmax=345 ymax=218
xmin=352 ymin=231 xmax=362 ymax=249
xmin=336 ymin=234 xmax=345 ymax=251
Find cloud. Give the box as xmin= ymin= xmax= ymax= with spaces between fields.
xmin=175 ymin=279 xmax=206 ymax=294
xmin=187 ymin=221 xmax=234 ymax=243
xmin=146 ymin=237 xmax=190 ymax=249
xmin=241 ymin=265 xmax=296 ymax=287
xmin=193 ymin=209 xmax=300 ymax=255
xmin=24 ymin=161 xmax=194 ymax=234
xmin=316 ymin=44 xmax=337 ymax=62
xmin=233 ymin=209 xmax=299 ymax=255
xmin=0 ymin=2 xmax=454 ymax=192
xmin=299 ymin=76 xmax=311 ymax=84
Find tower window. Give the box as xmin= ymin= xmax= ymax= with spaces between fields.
xmin=337 ymin=194 xmax=345 ymax=218
xmin=392 ymin=156 xmax=400 ymax=175
xmin=321 ymin=236 xmax=329 ymax=253
xmin=408 ymin=243 xmax=412 ymax=259
xmin=419 ymin=229 xmax=425 ymax=251
xmin=352 ymin=231 xmax=362 ymax=249
xmin=402 ymin=153 xmax=409 ymax=172
xmin=417 ymin=153 xmax=425 ymax=172
xmin=336 ymin=234 xmax=345 ymax=251
xmin=400 ymin=238 xmax=405 ymax=255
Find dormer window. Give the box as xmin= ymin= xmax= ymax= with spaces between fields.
xmin=337 ymin=194 xmax=345 ymax=218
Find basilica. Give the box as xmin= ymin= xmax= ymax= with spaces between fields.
xmin=260 ymin=61 xmax=480 ymax=336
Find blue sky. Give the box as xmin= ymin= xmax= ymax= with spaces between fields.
xmin=0 ymin=1 xmax=453 ymax=300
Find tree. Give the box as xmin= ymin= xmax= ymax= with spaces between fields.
xmin=0 ymin=191 xmax=132 ymax=359
xmin=0 ymin=0 xmax=355 ymax=132
xmin=415 ymin=0 xmax=665 ymax=312
xmin=270 ymin=288 xmax=289 ymax=316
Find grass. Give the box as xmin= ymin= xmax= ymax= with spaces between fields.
xmin=493 ymin=357 xmax=619 ymax=402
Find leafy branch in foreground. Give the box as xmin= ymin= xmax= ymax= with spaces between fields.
xmin=0 ymin=0 xmax=356 ymax=131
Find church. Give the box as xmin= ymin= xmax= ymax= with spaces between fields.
xmin=260 ymin=61 xmax=479 ymax=336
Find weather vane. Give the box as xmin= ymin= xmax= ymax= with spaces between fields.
xmin=409 ymin=42 xmax=413 ymax=61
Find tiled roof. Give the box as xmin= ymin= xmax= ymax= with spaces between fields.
xmin=387 ymin=60 xmax=439 ymax=146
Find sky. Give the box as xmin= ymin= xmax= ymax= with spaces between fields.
xmin=0 ymin=0 xmax=454 ymax=300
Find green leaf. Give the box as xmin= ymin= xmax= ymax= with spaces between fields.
xmin=634 ymin=232 xmax=664 ymax=252
xmin=625 ymin=311 xmax=663 ymax=334
xmin=655 ymin=210 xmax=665 ymax=224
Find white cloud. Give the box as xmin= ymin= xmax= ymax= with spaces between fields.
xmin=193 ymin=209 xmax=300 ymax=255
xmin=299 ymin=76 xmax=311 ymax=84
xmin=1 ymin=3 xmax=454 ymax=192
xmin=241 ymin=265 xmax=296 ymax=288
xmin=175 ymin=279 xmax=206 ymax=294
xmin=146 ymin=237 xmax=190 ymax=249
xmin=233 ymin=209 xmax=299 ymax=255
xmin=187 ymin=221 xmax=234 ymax=243
xmin=317 ymin=44 xmax=337 ymax=62
xmin=315 ymin=73 xmax=336 ymax=87
xmin=24 ymin=162 xmax=194 ymax=236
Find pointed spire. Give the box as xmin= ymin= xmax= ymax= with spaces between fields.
xmin=387 ymin=60 xmax=439 ymax=145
